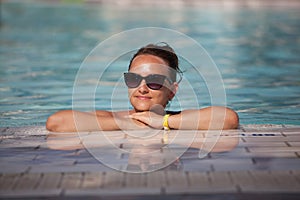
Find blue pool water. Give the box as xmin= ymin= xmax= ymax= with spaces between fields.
xmin=0 ymin=2 xmax=300 ymax=127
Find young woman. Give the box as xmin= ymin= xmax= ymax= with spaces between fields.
xmin=46 ymin=43 xmax=239 ymax=132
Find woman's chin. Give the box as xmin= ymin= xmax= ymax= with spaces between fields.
xmin=133 ymin=105 xmax=151 ymax=112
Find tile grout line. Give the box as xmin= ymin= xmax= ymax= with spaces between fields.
xmin=11 ymin=172 xmax=24 ymax=191
xmin=285 ymin=141 xmax=291 ymax=147
xmin=78 ymin=172 xmax=85 ymax=189
xmin=206 ymin=171 xmax=212 ymax=185
xmin=281 ymin=131 xmax=287 ymax=137
xmin=122 ymin=172 xmax=127 ymax=188
xmin=165 ymin=170 xmax=170 ymax=189
xmin=33 ymin=173 xmax=43 ymax=190
xmin=160 ymin=186 xmax=166 ymax=195
xmin=291 ymin=170 xmax=300 ymax=184
xmin=244 ymin=147 xmax=250 ymax=153
xmin=143 ymin=173 xmax=147 ymax=188
xmin=210 ymin=164 xmax=215 ymax=172
xmin=56 ymin=172 xmax=64 ymax=190
xmin=227 ymin=171 xmax=242 ymax=193
xmin=100 ymin=171 xmax=106 ymax=189
xmin=184 ymin=171 xmax=190 ymax=187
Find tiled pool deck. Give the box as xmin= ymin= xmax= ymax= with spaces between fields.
xmin=0 ymin=124 xmax=300 ymax=199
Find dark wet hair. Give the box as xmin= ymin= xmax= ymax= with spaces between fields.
xmin=128 ymin=43 xmax=182 ymax=82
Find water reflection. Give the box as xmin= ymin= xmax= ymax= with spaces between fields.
xmin=47 ymin=129 xmax=239 ymax=173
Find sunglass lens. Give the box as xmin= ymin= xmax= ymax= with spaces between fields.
xmin=146 ymin=83 xmax=163 ymax=90
xmin=146 ymin=74 xmax=165 ymax=90
xmin=124 ymin=73 xmax=141 ymax=88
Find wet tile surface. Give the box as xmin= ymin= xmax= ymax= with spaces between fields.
xmin=0 ymin=125 xmax=300 ymax=198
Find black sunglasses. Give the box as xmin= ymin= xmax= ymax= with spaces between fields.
xmin=124 ymin=72 xmax=173 ymax=90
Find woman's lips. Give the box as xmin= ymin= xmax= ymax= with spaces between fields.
xmin=136 ymin=96 xmax=152 ymax=100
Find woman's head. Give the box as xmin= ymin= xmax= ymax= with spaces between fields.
xmin=126 ymin=43 xmax=181 ymax=112
xmin=128 ymin=43 xmax=180 ymax=82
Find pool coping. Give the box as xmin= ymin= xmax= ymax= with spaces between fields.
xmin=0 ymin=124 xmax=300 ymax=199
xmin=3 ymin=0 xmax=300 ymax=8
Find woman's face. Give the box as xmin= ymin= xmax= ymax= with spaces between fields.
xmin=128 ymin=54 xmax=178 ymax=112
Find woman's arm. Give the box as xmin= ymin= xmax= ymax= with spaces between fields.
xmin=46 ymin=106 xmax=238 ymax=132
xmin=46 ymin=110 xmax=149 ymax=132
xmin=169 ymin=106 xmax=239 ymax=130
xmin=130 ymin=106 xmax=239 ymax=130
xmin=46 ymin=110 xmax=117 ymax=132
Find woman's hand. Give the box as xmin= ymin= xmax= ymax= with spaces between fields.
xmin=112 ymin=113 xmax=151 ymax=130
xmin=129 ymin=111 xmax=164 ymax=129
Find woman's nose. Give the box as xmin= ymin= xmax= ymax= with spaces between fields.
xmin=138 ymin=80 xmax=149 ymax=93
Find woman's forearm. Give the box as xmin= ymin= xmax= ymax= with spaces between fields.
xmin=46 ymin=110 xmax=119 ymax=132
xmin=46 ymin=110 xmax=149 ymax=132
xmin=168 ymin=106 xmax=239 ymax=130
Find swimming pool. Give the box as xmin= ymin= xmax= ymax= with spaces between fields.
xmin=1 ymin=1 xmax=300 ymax=127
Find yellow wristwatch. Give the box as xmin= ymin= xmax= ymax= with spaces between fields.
xmin=163 ymin=114 xmax=170 ymax=130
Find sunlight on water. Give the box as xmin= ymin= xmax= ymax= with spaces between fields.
xmin=0 ymin=2 xmax=300 ymax=127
